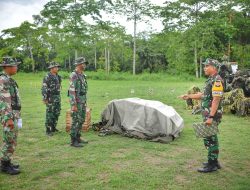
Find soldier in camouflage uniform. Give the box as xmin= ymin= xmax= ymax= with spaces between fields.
xmin=179 ymin=58 xmax=224 ymax=173
xmin=41 ymin=62 xmax=61 ymax=136
xmin=0 ymin=57 xmax=21 ymax=175
xmin=68 ymin=57 xmax=88 ymax=147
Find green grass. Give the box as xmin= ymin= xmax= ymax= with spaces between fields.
xmin=0 ymin=72 xmax=249 ymax=190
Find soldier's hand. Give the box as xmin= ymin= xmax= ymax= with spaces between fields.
xmin=205 ymin=118 xmax=213 ymax=126
xmin=6 ymin=119 xmax=14 ymax=129
xmin=71 ymin=105 xmax=78 ymax=112
xmin=178 ymin=94 xmax=189 ymax=100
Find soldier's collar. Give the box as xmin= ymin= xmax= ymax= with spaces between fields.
xmin=2 ymin=71 xmax=10 ymax=78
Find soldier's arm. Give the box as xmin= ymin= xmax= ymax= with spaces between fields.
xmin=209 ymin=79 xmax=224 ymax=117
xmin=0 ymin=77 xmax=14 ymax=125
xmin=68 ymin=73 xmax=77 ymax=107
xmin=41 ymin=76 xmax=49 ymax=102
xmin=179 ymin=92 xmax=203 ymax=100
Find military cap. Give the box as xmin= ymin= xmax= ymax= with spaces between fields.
xmin=48 ymin=61 xmax=60 ymax=69
xmin=202 ymin=58 xmax=220 ymax=68
xmin=0 ymin=57 xmax=21 ymax=67
xmin=74 ymin=57 xmax=88 ymax=66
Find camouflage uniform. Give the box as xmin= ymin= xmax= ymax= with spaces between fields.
xmin=201 ymin=74 xmax=223 ymax=165
xmin=42 ymin=71 xmax=61 ymax=134
xmin=68 ymin=57 xmax=88 ymax=147
xmin=68 ymin=72 xmax=87 ymax=138
xmin=0 ymin=57 xmax=21 ymax=175
xmin=0 ymin=72 xmax=21 ymax=161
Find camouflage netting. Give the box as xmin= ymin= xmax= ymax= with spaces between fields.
xmin=222 ymin=88 xmax=250 ymax=116
xmin=186 ymin=86 xmax=201 ymax=114
xmin=187 ymin=67 xmax=250 ymax=116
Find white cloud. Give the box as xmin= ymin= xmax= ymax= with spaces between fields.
xmin=0 ymin=0 xmax=165 ymax=34
xmin=0 ymin=0 xmax=49 ymax=32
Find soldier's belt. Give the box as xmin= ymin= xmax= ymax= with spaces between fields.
xmin=193 ymin=122 xmax=219 ymax=138
xmin=79 ymin=92 xmax=86 ymax=96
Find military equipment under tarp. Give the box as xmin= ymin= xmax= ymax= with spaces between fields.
xmin=98 ymin=98 xmax=184 ymax=143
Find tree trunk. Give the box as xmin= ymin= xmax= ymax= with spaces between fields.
xmin=75 ymin=50 xmax=78 ymax=60
xmin=199 ymin=56 xmax=202 ymax=77
xmin=194 ymin=40 xmax=199 ymax=78
xmin=107 ymin=48 xmax=110 ymax=74
xmin=133 ymin=3 xmax=137 ymax=75
xmin=69 ymin=54 xmax=71 ymax=70
xmin=27 ymin=36 xmax=35 ymax=72
xmin=94 ymin=46 xmax=97 ymax=70
xmin=105 ymin=47 xmax=107 ymax=73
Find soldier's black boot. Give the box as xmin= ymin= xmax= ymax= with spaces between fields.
xmin=77 ymin=134 xmax=88 ymax=144
xmin=70 ymin=136 xmax=83 ymax=148
xmin=46 ymin=127 xmax=53 ymax=136
xmin=203 ymin=161 xmax=221 ymax=169
xmin=51 ymin=125 xmax=59 ymax=133
xmin=1 ymin=160 xmax=20 ymax=175
xmin=10 ymin=161 xmax=19 ymax=169
xmin=198 ymin=160 xmax=218 ymax=173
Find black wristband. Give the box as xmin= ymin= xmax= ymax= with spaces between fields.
xmin=208 ymin=115 xmax=214 ymax=119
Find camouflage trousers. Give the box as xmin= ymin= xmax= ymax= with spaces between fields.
xmin=0 ymin=119 xmax=18 ymax=161
xmin=203 ymin=134 xmax=219 ymax=162
xmin=70 ymin=103 xmax=86 ymax=138
xmin=45 ymin=95 xmax=61 ymax=130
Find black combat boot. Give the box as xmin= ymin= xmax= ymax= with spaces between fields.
xmin=203 ymin=161 xmax=221 ymax=169
xmin=198 ymin=160 xmax=218 ymax=173
xmin=77 ymin=134 xmax=88 ymax=144
xmin=10 ymin=161 xmax=19 ymax=169
xmin=70 ymin=136 xmax=83 ymax=148
xmin=1 ymin=160 xmax=20 ymax=175
xmin=46 ymin=127 xmax=53 ymax=136
xmin=51 ymin=125 xmax=59 ymax=132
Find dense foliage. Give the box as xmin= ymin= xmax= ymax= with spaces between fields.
xmin=0 ymin=0 xmax=249 ymax=75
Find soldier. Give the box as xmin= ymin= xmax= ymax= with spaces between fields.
xmin=41 ymin=62 xmax=62 ymax=136
xmin=179 ymin=58 xmax=224 ymax=173
xmin=0 ymin=57 xmax=21 ymax=175
xmin=68 ymin=57 xmax=88 ymax=147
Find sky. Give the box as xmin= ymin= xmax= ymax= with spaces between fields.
xmin=0 ymin=0 xmax=166 ymax=35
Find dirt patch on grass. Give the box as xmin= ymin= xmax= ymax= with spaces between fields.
xmin=113 ymin=160 xmax=133 ymax=172
xmin=141 ymin=152 xmax=175 ymax=166
xmin=175 ymin=175 xmax=191 ymax=185
xmin=58 ymin=171 xmax=75 ymax=178
xmin=97 ymin=172 xmax=110 ymax=183
xmin=111 ymin=148 xmax=132 ymax=158
xmin=185 ymin=159 xmax=199 ymax=170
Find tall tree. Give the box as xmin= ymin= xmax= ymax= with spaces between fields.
xmin=106 ymin=0 xmax=156 ymax=75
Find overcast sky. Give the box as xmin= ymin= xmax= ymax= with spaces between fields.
xmin=0 ymin=0 xmax=165 ymax=35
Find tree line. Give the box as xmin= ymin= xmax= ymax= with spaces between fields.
xmin=0 ymin=0 xmax=249 ymax=77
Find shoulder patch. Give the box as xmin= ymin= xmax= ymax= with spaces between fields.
xmin=212 ymin=80 xmax=223 ymax=97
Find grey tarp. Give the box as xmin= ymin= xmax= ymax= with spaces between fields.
xmin=101 ymin=98 xmax=184 ymax=143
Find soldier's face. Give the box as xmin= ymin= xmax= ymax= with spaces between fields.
xmin=4 ymin=66 xmax=18 ymax=75
xmin=204 ymin=65 xmax=216 ymax=76
xmin=77 ymin=63 xmax=86 ymax=71
xmin=51 ymin=67 xmax=59 ymax=74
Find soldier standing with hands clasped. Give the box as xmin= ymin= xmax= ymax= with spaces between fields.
xmin=179 ymin=58 xmax=224 ymax=173
xmin=68 ymin=57 xmax=89 ymax=148
xmin=0 ymin=57 xmax=22 ymax=175
xmin=42 ymin=62 xmax=62 ymax=136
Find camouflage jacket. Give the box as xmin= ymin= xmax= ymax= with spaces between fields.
xmin=201 ymin=74 xmax=224 ymax=123
xmin=0 ymin=72 xmax=21 ymax=123
xmin=68 ymin=71 xmax=88 ymax=106
xmin=41 ymin=72 xmax=61 ymax=102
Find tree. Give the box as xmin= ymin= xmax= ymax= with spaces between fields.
xmin=105 ymin=0 xmax=156 ymax=75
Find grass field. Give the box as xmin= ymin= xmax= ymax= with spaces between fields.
xmin=0 ymin=72 xmax=249 ymax=190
